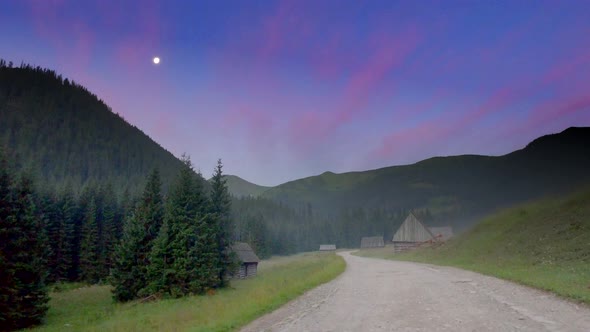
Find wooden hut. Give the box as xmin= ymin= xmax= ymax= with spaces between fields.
xmin=231 ymin=242 xmax=260 ymax=278
xmin=360 ymin=236 xmax=385 ymax=248
xmin=392 ymin=213 xmax=454 ymax=252
xmin=319 ymin=244 xmax=336 ymax=251
xmin=392 ymin=213 xmax=436 ymax=252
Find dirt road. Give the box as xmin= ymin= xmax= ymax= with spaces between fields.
xmin=241 ymin=251 xmax=590 ymax=332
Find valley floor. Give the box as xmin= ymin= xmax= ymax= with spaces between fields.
xmin=30 ymin=253 xmax=344 ymax=332
xmin=241 ymin=251 xmax=590 ymax=332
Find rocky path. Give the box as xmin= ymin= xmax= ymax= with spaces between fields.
xmin=241 ymin=251 xmax=590 ymax=332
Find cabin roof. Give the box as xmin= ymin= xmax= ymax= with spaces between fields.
xmin=392 ymin=212 xmax=436 ymax=242
xmin=231 ymin=242 xmax=260 ymax=263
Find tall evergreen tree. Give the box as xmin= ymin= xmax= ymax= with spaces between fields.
xmin=209 ymin=159 xmax=234 ymax=286
xmin=79 ymin=198 xmax=100 ymax=283
xmin=0 ymin=166 xmax=49 ymax=330
xmin=111 ymin=169 xmax=164 ymax=302
xmin=144 ymin=156 xmax=217 ymax=297
xmin=57 ymin=184 xmax=77 ymax=282
xmin=99 ymin=184 xmax=118 ymax=278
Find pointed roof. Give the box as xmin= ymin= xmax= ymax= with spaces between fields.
xmin=392 ymin=212 xmax=436 ymax=242
xmin=231 ymin=242 xmax=260 ymax=263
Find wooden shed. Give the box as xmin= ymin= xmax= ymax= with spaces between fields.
xmin=392 ymin=213 xmax=454 ymax=252
xmin=319 ymin=244 xmax=336 ymax=251
xmin=392 ymin=213 xmax=436 ymax=252
xmin=360 ymin=236 xmax=385 ymax=248
xmin=231 ymin=242 xmax=260 ymax=278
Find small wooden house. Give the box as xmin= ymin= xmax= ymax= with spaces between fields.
xmin=360 ymin=236 xmax=385 ymax=248
xmin=392 ymin=213 xmax=453 ymax=252
xmin=319 ymin=244 xmax=336 ymax=251
xmin=231 ymin=242 xmax=260 ymax=278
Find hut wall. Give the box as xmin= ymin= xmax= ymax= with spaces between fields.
xmin=235 ymin=263 xmax=258 ymax=279
xmin=245 ymin=263 xmax=258 ymax=278
xmin=393 ymin=241 xmax=422 ymax=253
xmin=360 ymin=236 xmax=385 ymax=248
xmin=238 ymin=265 xmax=247 ymax=279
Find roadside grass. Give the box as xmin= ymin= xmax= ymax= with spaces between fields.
xmin=30 ymin=252 xmax=345 ymax=332
xmin=355 ymin=188 xmax=590 ymax=304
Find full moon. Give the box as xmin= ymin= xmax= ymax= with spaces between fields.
xmin=152 ymin=57 xmax=160 ymax=64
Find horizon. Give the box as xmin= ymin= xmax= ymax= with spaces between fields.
xmin=223 ymin=125 xmax=584 ymax=186
xmin=2 ymin=1 xmax=590 ymax=186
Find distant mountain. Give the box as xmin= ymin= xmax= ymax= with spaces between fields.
xmin=0 ymin=61 xmax=191 ymax=194
xmin=262 ymin=127 xmax=590 ymax=230
xmin=222 ymin=175 xmax=270 ymax=197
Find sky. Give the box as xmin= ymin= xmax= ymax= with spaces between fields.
xmin=1 ymin=0 xmax=590 ymax=186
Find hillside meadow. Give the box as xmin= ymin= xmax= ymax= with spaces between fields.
xmin=355 ymin=188 xmax=590 ymax=304
xmin=29 ymin=252 xmax=345 ymax=332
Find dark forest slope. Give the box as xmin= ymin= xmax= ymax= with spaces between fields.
xmin=0 ymin=61 xmax=186 ymax=193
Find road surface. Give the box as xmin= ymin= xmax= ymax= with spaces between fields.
xmin=241 ymin=251 xmax=590 ymax=332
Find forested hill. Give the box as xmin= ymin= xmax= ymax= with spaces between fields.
xmin=262 ymin=127 xmax=590 ymax=229
xmin=0 ymin=60 xmax=187 ymax=193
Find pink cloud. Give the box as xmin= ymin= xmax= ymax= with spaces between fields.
xmin=287 ymin=24 xmax=423 ymax=155
xmin=259 ymin=0 xmax=296 ymax=59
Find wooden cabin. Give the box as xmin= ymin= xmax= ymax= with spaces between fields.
xmin=360 ymin=236 xmax=385 ymax=248
xmin=392 ymin=213 xmax=454 ymax=252
xmin=231 ymin=242 xmax=260 ymax=278
xmin=319 ymin=244 xmax=336 ymax=251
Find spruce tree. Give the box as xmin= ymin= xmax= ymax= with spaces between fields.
xmin=80 ymin=198 xmax=100 ymax=283
xmin=0 ymin=168 xmax=49 ymax=330
xmin=111 ymin=169 xmax=164 ymax=302
xmin=58 ymin=184 xmax=76 ymax=282
xmin=44 ymin=185 xmax=76 ymax=283
xmin=209 ymin=159 xmax=234 ymax=286
xmin=99 ymin=184 xmax=118 ymax=278
xmin=144 ymin=156 xmax=216 ymax=297
xmin=0 ymin=150 xmax=15 ymax=327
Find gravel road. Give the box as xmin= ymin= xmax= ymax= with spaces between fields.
xmin=241 ymin=251 xmax=590 ymax=332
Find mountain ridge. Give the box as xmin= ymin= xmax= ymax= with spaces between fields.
xmin=257 ymin=126 xmax=590 ymax=230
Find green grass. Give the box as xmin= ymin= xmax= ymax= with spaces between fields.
xmin=355 ymin=188 xmax=590 ymax=304
xmin=31 ymin=252 xmax=345 ymax=332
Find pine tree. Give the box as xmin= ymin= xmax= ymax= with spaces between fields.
xmin=209 ymin=159 xmax=234 ymax=286
xmin=111 ymin=169 xmax=164 ymax=302
xmin=80 ymin=198 xmax=100 ymax=283
xmin=41 ymin=190 xmax=63 ymax=283
xmin=0 ymin=167 xmax=49 ymax=330
xmin=144 ymin=156 xmax=216 ymax=297
xmin=44 ymin=185 xmax=76 ymax=283
xmin=58 ymin=184 xmax=77 ymax=282
xmin=99 ymin=184 xmax=118 ymax=278
xmin=0 ymin=149 xmax=16 ymax=327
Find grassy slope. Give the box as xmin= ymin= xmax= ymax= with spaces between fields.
xmin=32 ymin=253 xmax=345 ymax=332
xmin=355 ymin=188 xmax=590 ymax=304
xmin=222 ymin=175 xmax=270 ymax=198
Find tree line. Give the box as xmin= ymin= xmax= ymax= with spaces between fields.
xmin=0 ymin=149 xmax=233 ymax=330
xmin=232 ymin=196 xmax=434 ymax=256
